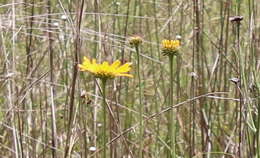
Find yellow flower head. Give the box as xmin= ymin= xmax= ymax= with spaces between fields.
xmin=78 ymin=57 xmax=133 ymax=79
xmin=161 ymin=39 xmax=181 ymax=56
xmin=129 ymin=36 xmax=142 ymax=47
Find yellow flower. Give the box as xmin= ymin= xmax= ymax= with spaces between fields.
xmin=78 ymin=57 xmax=133 ymax=79
xmin=129 ymin=35 xmax=142 ymax=46
xmin=161 ymin=39 xmax=180 ymax=56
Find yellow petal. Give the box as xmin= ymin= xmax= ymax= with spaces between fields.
xmin=116 ymin=63 xmax=132 ymax=73
xmin=111 ymin=60 xmax=121 ymax=69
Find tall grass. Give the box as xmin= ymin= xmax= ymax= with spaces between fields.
xmin=0 ymin=0 xmax=259 ymax=157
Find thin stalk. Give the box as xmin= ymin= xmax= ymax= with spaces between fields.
xmin=101 ymin=79 xmax=107 ymax=158
xmin=93 ymin=0 xmax=99 ymax=57
xmin=138 ymin=0 xmax=142 ymax=33
xmin=118 ymin=1 xmax=131 ymax=155
xmin=135 ymin=45 xmax=143 ymax=158
xmin=93 ymin=0 xmax=99 ymax=153
xmin=152 ymin=0 xmax=166 ymax=155
xmin=146 ymin=17 xmax=160 ymax=156
xmin=118 ymin=0 xmax=130 ymax=101
xmin=133 ymin=0 xmax=138 ymax=33
xmin=124 ymin=74 xmax=134 ymax=156
xmin=190 ymin=0 xmax=197 ymax=156
xmin=47 ymin=1 xmax=57 ymax=158
xmin=167 ymin=0 xmax=172 ymax=38
xmin=248 ymin=0 xmax=260 ymax=156
xmin=64 ymin=0 xmax=84 ymax=157
xmin=152 ymin=0 xmax=163 ymax=123
xmin=238 ymin=23 xmax=243 ymax=158
xmin=110 ymin=5 xmax=119 ymax=158
xmin=234 ymin=0 xmax=243 ymax=154
xmin=5 ymin=1 xmax=19 ymax=157
xmin=168 ymin=54 xmax=176 ymax=158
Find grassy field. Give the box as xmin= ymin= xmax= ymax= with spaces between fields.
xmin=0 ymin=0 xmax=260 ymax=157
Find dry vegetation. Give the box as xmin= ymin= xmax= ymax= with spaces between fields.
xmin=0 ymin=0 xmax=260 ymax=157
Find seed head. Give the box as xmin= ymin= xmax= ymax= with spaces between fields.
xmin=129 ymin=36 xmax=142 ymax=47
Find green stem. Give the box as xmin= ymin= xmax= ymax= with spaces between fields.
xmin=101 ymin=79 xmax=107 ymax=158
xmin=168 ymin=54 xmax=176 ymax=158
xmin=136 ymin=45 xmax=143 ymax=158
